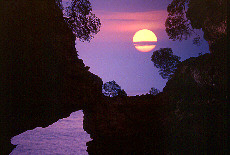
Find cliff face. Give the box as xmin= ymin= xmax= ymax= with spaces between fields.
xmin=164 ymin=53 xmax=227 ymax=100
xmin=0 ymin=1 xmax=102 ymax=154
xmin=83 ymin=53 xmax=227 ymax=154
xmin=83 ymin=95 xmax=170 ymax=154
xmin=162 ymin=5 xmax=227 ymax=151
xmin=162 ymin=53 xmax=227 ymax=153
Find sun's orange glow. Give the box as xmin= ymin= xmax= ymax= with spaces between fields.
xmin=133 ymin=29 xmax=157 ymax=52
xmin=135 ymin=45 xmax=156 ymax=53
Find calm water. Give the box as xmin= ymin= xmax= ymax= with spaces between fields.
xmin=10 ymin=110 xmax=91 ymax=155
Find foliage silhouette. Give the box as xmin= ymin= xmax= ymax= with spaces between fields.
xmin=57 ymin=0 xmax=101 ymax=42
xmin=149 ymin=87 xmax=160 ymax=95
xmin=165 ymin=0 xmax=227 ymax=48
xmin=151 ymin=48 xmax=181 ymax=80
xmin=102 ymin=81 xmax=127 ymax=97
xmin=165 ymin=0 xmax=191 ymax=41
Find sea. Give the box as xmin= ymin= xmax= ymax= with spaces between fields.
xmin=10 ymin=110 xmax=91 ymax=155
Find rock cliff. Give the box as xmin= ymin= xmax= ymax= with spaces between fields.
xmin=83 ymin=95 xmax=170 ymax=154
xmin=162 ymin=53 xmax=227 ymax=154
xmin=0 ymin=1 xmax=102 ymax=154
xmin=83 ymin=53 xmax=227 ymax=154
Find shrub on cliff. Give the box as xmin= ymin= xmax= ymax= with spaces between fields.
xmin=102 ymin=81 xmax=127 ymax=97
xmin=61 ymin=0 xmax=101 ymax=41
xmin=149 ymin=87 xmax=160 ymax=95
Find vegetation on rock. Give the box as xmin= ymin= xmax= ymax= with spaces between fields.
xmin=151 ymin=48 xmax=181 ymax=80
xmin=149 ymin=87 xmax=160 ymax=95
xmin=102 ymin=80 xmax=127 ymax=97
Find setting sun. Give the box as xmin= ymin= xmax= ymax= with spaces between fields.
xmin=133 ymin=29 xmax=157 ymax=52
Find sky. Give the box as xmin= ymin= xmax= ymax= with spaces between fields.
xmin=73 ymin=0 xmax=209 ymax=96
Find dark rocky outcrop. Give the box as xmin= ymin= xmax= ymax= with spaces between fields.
xmin=161 ymin=53 xmax=227 ymax=154
xmin=83 ymin=53 xmax=227 ymax=154
xmin=83 ymin=95 xmax=171 ymax=154
xmin=0 ymin=1 xmax=102 ymax=154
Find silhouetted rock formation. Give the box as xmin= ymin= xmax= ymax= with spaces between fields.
xmin=83 ymin=95 xmax=170 ymax=154
xmin=162 ymin=53 xmax=227 ymax=154
xmin=83 ymin=53 xmax=227 ymax=154
xmin=0 ymin=1 xmax=102 ymax=154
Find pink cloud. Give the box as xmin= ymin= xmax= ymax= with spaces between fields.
xmin=94 ymin=10 xmax=168 ymax=32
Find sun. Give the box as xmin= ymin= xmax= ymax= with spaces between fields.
xmin=133 ymin=29 xmax=157 ymax=52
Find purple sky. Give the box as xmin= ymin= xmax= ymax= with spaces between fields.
xmin=74 ymin=0 xmax=209 ymax=96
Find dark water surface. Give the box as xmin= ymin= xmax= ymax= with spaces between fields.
xmin=10 ymin=110 xmax=91 ymax=155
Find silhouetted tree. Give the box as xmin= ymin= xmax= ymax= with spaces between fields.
xmin=102 ymin=81 xmax=127 ymax=97
xmin=61 ymin=0 xmax=101 ymax=41
xmin=149 ymin=87 xmax=160 ymax=95
xmin=165 ymin=0 xmax=191 ymax=41
xmin=151 ymin=48 xmax=181 ymax=80
xmin=165 ymin=0 xmax=227 ymax=49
